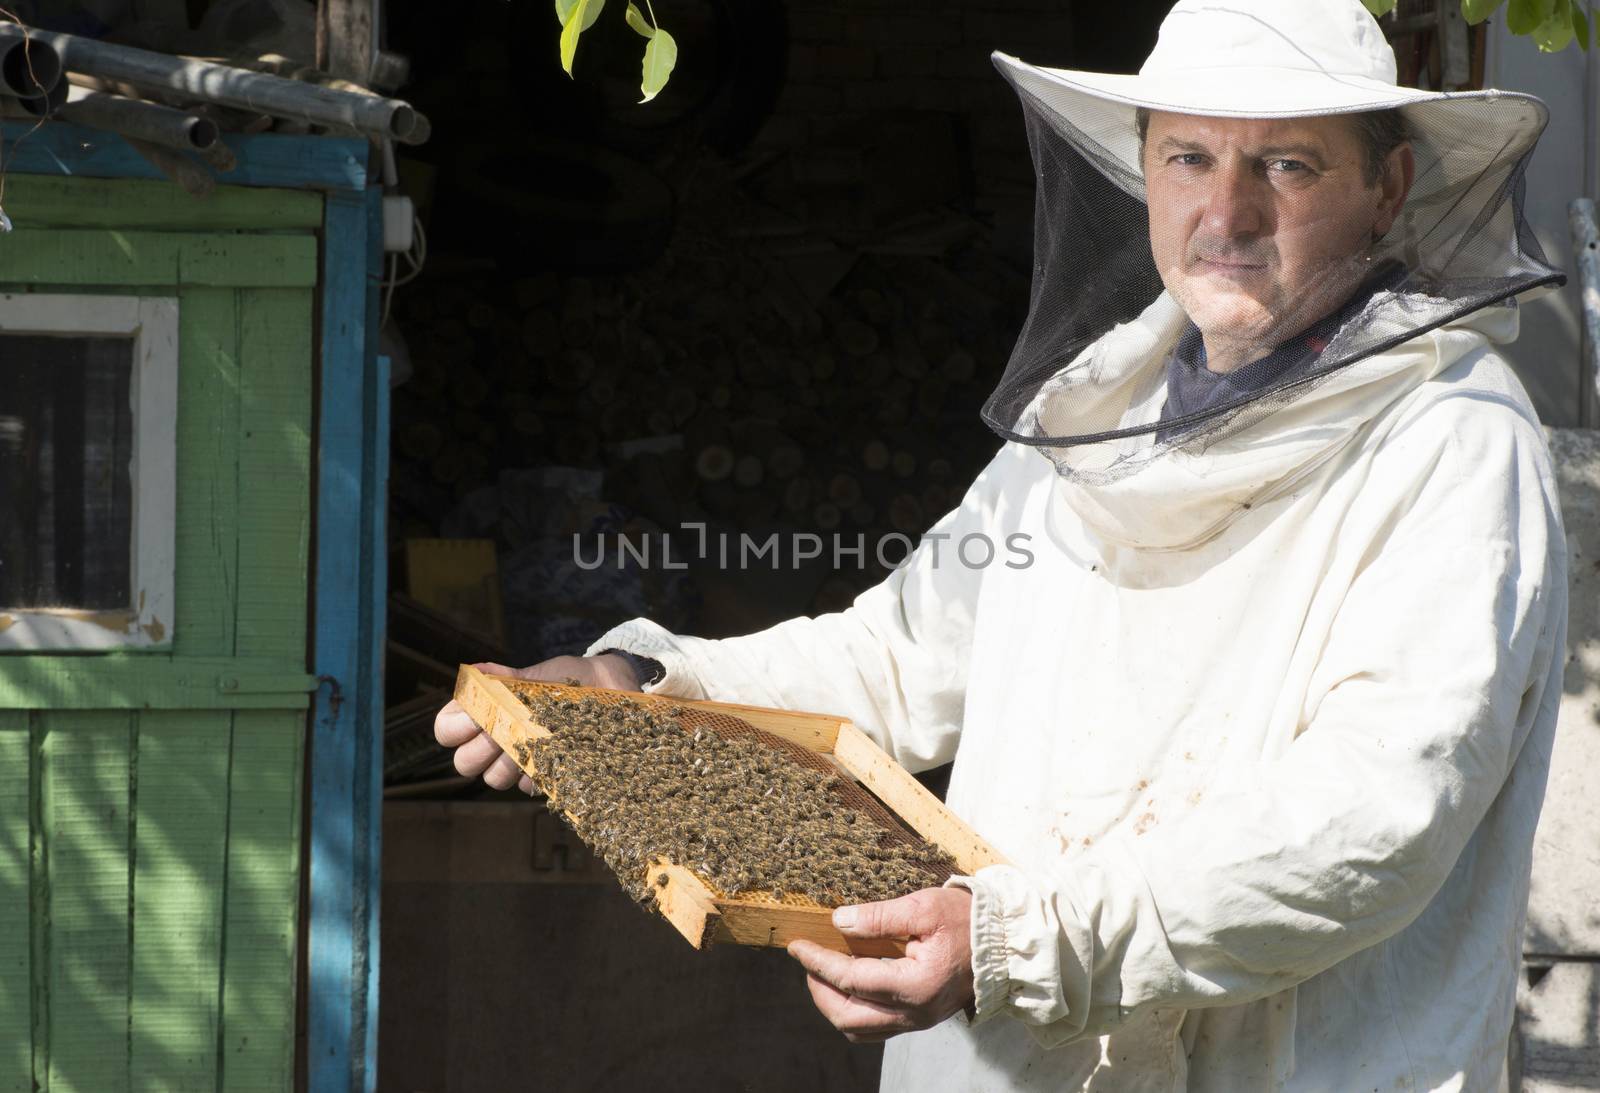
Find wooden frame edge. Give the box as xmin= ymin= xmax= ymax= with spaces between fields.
xmin=714 ymin=899 xmax=906 ymax=958
xmin=831 ymin=722 xmax=1007 ymax=876
xmin=454 ymin=664 xmax=551 ymax=756
xmin=481 ymin=673 xmax=849 ymax=754
xmin=648 ymin=860 xmax=722 ymax=950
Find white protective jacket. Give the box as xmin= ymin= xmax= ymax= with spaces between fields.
xmin=588 ymin=299 xmax=1566 ymax=1092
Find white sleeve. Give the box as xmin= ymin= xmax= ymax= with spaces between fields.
xmin=586 ymin=443 xmax=1036 ymax=772
xmin=949 ymin=396 xmax=1566 ymax=1041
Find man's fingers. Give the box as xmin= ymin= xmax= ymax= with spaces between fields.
xmin=434 ymin=700 xmax=483 ymax=747
xmin=451 ymin=731 xmax=506 ymax=778
xmin=833 ymin=891 xmax=931 ymax=942
xmin=481 ymin=751 xmax=523 ymax=790
xmin=451 ymin=732 xmax=525 ymax=789
xmin=517 ymin=773 xmax=536 ymax=796
xmin=803 ymin=973 xmax=915 ymax=1041
xmin=788 ymin=939 xmax=911 ymax=1005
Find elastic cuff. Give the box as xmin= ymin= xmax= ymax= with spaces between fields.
xmin=596 ymin=648 xmax=665 ymax=688
xmin=943 ymin=874 xmax=1010 ymax=1025
xmin=584 ymin=618 xmax=706 ymax=699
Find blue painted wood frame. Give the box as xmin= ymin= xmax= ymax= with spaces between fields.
xmin=0 ymin=121 xmax=367 ymax=191
xmin=310 ymin=178 xmax=386 ymax=1092
xmin=360 ymin=187 xmax=388 ymax=1089
xmin=362 ymin=346 xmax=390 ymax=1087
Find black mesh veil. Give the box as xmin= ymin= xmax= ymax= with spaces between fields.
xmin=982 ymin=53 xmax=1565 ymax=484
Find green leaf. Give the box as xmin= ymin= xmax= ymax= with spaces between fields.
xmin=1575 ymin=3 xmax=1592 ymax=46
xmin=1507 ymin=0 xmax=1555 ymax=34
xmin=625 ymin=1 xmax=655 ymax=37
xmin=639 ymin=27 xmax=677 ymax=103
xmin=1361 ymin=0 xmax=1397 ymax=14
xmin=555 ymin=0 xmax=604 ymax=31
xmin=1533 ymin=0 xmax=1576 ymax=48
xmin=559 ymin=0 xmax=594 ymax=75
xmin=1460 ymin=0 xmax=1508 ymax=24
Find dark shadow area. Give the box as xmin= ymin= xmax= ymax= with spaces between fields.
xmin=380 ymin=799 xmax=885 ymax=1092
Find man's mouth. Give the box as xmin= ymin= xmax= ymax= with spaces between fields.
xmin=1194 ymin=256 xmax=1268 ymax=271
xmin=1192 ymin=256 xmax=1272 ymax=283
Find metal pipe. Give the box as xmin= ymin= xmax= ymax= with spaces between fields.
xmin=1572 ymin=198 xmax=1600 ymax=411
xmin=0 ymin=22 xmax=417 ymax=142
xmin=68 ymin=76 xmax=278 ymax=135
xmin=0 ymin=76 xmax=65 ymax=117
xmin=57 ymin=85 xmax=219 ymax=151
xmin=0 ymin=34 xmax=60 ymax=98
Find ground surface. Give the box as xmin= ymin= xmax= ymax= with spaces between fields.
xmin=379 ymin=802 xmax=882 ymax=1092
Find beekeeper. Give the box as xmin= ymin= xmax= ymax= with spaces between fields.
xmin=435 ymin=0 xmax=1570 ymax=1087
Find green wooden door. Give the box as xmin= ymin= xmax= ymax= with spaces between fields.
xmin=0 ymin=174 xmax=320 ymax=1091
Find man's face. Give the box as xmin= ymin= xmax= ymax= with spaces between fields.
xmin=1141 ymin=112 xmax=1412 ymax=372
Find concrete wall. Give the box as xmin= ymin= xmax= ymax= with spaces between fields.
xmin=1519 ymin=429 xmax=1600 ymax=1091
xmin=1487 ymin=25 xmax=1599 ymax=426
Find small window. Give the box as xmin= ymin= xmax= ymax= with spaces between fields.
xmin=0 ymin=294 xmax=177 ymax=649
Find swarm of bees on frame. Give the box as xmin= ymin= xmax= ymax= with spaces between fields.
xmin=513 ymin=688 xmax=956 ymax=909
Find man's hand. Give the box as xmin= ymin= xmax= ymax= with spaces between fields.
xmin=787 ymin=887 xmax=976 ymax=1044
xmin=431 ymin=654 xmax=641 ymax=793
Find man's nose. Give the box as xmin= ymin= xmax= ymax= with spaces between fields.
xmin=1201 ymin=160 xmax=1265 ymax=238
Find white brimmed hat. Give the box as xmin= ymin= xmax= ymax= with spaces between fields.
xmin=977 ymin=0 xmax=1564 ymax=492
xmin=993 ymin=0 xmax=1547 ymax=201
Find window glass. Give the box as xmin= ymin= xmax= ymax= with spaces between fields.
xmin=0 ymin=334 xmax=135 ymax=611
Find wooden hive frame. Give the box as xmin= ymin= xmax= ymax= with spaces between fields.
xmin=453 ymin=664 xmax=1007 ymax=957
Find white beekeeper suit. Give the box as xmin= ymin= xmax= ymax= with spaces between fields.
xmin=590 ymin=2 xmax=1570 ymax=1089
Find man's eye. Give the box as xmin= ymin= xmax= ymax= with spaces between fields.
xmin=1269 ymin=159 xmax=1308 ymax=173
xmin=1170 ymin=153 xmax=1207 ymax=167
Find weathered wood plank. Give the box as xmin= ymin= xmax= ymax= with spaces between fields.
xmin=129 ymin=711 xmax=230 ymax=1090
xmin=0 ymin=711 xmax=31 ymax=1093
xmin=358 ymin=300 xmax=388 ymax=1084
xmin=0 ymin=231 xmax=316 ymax=288
xmin=173 ymin=287 xmax=240 ymax=657
xmin=235 ymin=289 xmax=313 ymax=660
xmin=321 ymin=0 xmax=375 ymax=82
xmin=219 ymin=711 xmax=304 ymax=1093
xmin=0 ymin=174 xmax=322 ymax=232
xmin=0 ymin=656 xmax=314 ymax=710
xmin=43 ymin=710 xmax=133 ymax=1092
xmin=0 ymin=121 xmax=368 ymax=192
xmin=26 ymin=712 xmax=44 ymax=1091
xmin=308 ymin=185 xmax=374 ymax=1093
xmin=225 ymin=131 xmax=368 ymax=193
